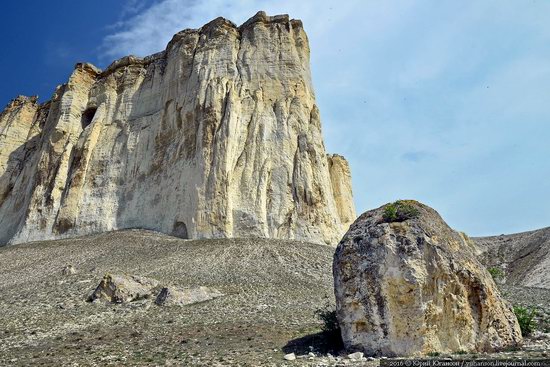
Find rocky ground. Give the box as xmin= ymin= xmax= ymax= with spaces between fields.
xmin=475 ymin=227 xmax=550 ymax=288
xmin=0 ymin=230 xmax=549 ymax=366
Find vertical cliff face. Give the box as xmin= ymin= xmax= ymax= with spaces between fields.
xmin=328 ymin=154 xmax=356 ymax=232
xmin=0 ymin=12 xmax=355 ymax=246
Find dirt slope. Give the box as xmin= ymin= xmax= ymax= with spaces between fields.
xmin=0 ymin=230 xmax=338 ymax=366
xmin=0 ymin=229 xmax=548 ymax=366
xmin=475 ymin=227 xmax=550 ymax=288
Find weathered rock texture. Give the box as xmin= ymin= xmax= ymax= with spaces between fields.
xmin=88 ymin=274 xmax=160 ymax=303
xmin=475 ymin=227 xmax=550 ymax=289
xmin=155 ymin=286 xmax=223 ymax=306
xmin=333 ymin=201 xmax=522 ymax=357
xmin=0 ymin=12 xmax=355 ymax=246
xmin=328 ymin=154 xmax=356 ymax=232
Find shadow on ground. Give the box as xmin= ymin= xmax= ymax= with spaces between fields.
xmin=283 ymin=330 xmax=344 ymax=355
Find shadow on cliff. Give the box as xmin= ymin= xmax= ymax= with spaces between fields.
xmin=282 ymin=330 xmax=344 ymax=356
xmin=0 ymin=135 xmax=41 ymax=244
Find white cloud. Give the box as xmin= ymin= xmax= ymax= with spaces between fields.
xmin=100 ymin=0 xmax=411 ymax=61
xmin=101 ymin=0 xmax=550 ymax=235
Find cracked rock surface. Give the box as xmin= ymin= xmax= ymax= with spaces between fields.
xmin=0 ymin=11 xmax=354 ymax=247
xmin=334 ymin=201 xmax=523 ymax=357
xmin=88 ymin=274 xmax=160 ymax=303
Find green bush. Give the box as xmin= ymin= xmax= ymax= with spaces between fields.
xmin=513 ymin=306 xmax=537 ymax=336
xmin=314 ymin=301 xmax=343 ymax=350
xmin=315 ymin=307 xmax=339 ymax=334
xmin=383 ymin=200 xmax=420 ymax=223
xmin=383 ymin=204 xmax=399 ymax=222
xmin=488 ymin=267 xmax=504 ymax=281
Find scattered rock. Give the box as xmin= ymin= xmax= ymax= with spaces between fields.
xmin=283 ymin=352 xmax=296 ymax=361
xmin=347 ymin=351 xmax=364 ymax=360
xmin=154 ymin=286 xmax=223 ymax=306
xmin=475 ymin=227 xmax=550 ymax=288
xmin=61 ymin=265 xmax=77 ymax=275
xmin=87 ymin=274 xmax=160 ymax=303
xmin=333 ymin=201 xmax=523 ymax=357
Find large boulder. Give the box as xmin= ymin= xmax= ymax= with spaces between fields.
xmin=88 ymin=274 xmax=160 ymax=303
xmin=155 ymin=286 xmax=223 ymax=306
xmin=333 ymin=200 xmax=522 ymax=357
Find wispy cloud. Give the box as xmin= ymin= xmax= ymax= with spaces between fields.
xmin=401 ymin=151 xmax=436 ymax=163
xmin=101 ymin=0 xmax=550 ymax=236
xmin=100 ymin=0 xmax=370 ymax=61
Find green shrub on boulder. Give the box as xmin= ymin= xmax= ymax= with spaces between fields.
xmin=383 ymin=200 xmax=420 ymax=223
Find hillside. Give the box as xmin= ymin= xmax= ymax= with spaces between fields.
xmin=0 ymin=230 xmax=336 ymax=366
xmin=0 ymin=230 xmax=549 ymax=366
xmin=475 ymin=227 xmax=550 ymax=289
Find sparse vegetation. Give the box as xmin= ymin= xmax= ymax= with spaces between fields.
xmin=314 ymin=298 xmax=343 ymax=350
xmin=488 ymin=267 xmax=505 ymax=282
xmin=383 ymin=200 xmax=420 ymax=223
xmin=316 ymin=308 xmax=339 ymax=334
xmin=513 ymin=305 xmax=538 ymax=336
xmin=427 ymin=351 xmax=441 ymax=357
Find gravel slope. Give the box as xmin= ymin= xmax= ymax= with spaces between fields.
xmin=0 ymin=230 xmax=548 ymax=366
xmin=475 ymin=227 xmax=550 ymax=288
xmin=0 ymin=230 xmax=338 ymax=366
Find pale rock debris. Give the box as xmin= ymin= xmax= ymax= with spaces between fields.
xmin=283 ymin=353 xmax=296 ymax=361
xmin=61 ymin=265 xmax=77 ymax=276
xmin=88 ymin=274 xmax=160 ymax=303
xmin=154 ymin=286 xmax=223 ymax=306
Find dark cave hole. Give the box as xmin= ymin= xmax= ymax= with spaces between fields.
xmin=172 ymin=221 xmax=188 ymax=239
xmin=81 ymin=107 xmax=97 ymax=129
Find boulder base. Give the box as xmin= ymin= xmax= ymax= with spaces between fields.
xmin=333 ymin=201 xmax=522 ymax=357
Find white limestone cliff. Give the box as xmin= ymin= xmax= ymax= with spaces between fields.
xmin=0 ymin=12 xmax=355 ymax=246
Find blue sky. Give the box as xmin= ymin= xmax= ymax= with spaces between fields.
xmin=1 ymin=0 xmax=549 ymax=236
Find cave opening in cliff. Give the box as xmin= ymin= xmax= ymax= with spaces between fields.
xmin=81 ymin=107 xmax=97 ymax=129
xmin=172 ymin=221 xmax=188 ymax=239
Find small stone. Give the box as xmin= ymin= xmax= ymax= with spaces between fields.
xmin=347 ymin=352 xmax=364 ymax=360
xmin=308 ymin=352 xmax=316 ymax=357
xmin=284 ymin=353 xmax=296 ymax=361
xmin=62 ymin=265 xmax=77 ymax=276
